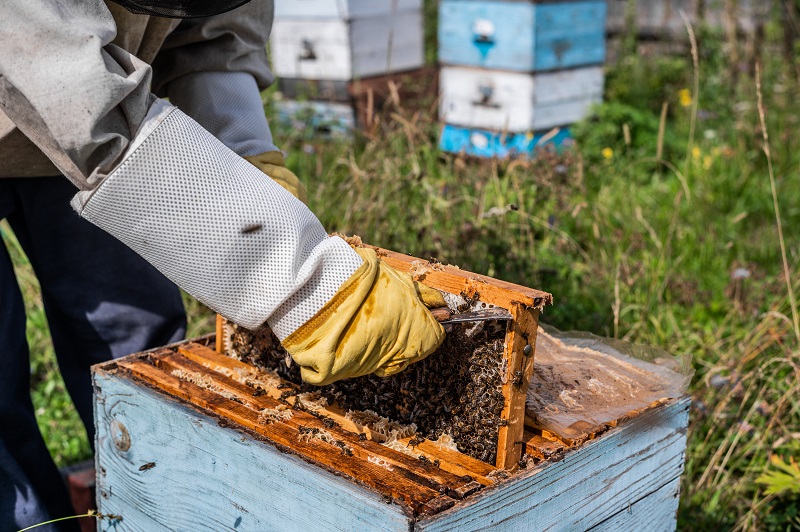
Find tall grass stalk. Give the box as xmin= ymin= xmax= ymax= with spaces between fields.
xmin=755 ymin=62 xmax=800 ymax=345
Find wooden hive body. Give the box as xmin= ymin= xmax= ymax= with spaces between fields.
xmin=93 ymin=340 xmax=689 ymax=530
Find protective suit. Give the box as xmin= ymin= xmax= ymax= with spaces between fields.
xmin=0 ymin=1 xmax=444 ymax=529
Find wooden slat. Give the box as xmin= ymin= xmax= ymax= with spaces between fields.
xmin=370 ymin=247 xmax=552 ymax=310
xmin=215 ymin=314 xmax=225 ymax=353
xmin=524 ymin=431 xmax=569 ymax=462
xmin=179 ymin=343 xmax=387 ymax=442
xmin=178 ymin=342 xmax=498 ymax=486
xmin=495 ymin=305 xmax=540 ymax=469
xmin=116 ymin=357 xmax=455 ymax=516
xmin=153 ymin=353 xmax=477 ymax=501
xmin=398 ymin=438 xmax=497 ymax=487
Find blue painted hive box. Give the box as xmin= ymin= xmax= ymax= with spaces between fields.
xmin=93 ymin=247 xmax=689 ymax=531
xmin=438 ymin=0 xmax=608 ymax=72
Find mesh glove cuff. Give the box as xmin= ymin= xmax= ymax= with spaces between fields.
xmin=72 ymin=100 xmax=362 ymax=333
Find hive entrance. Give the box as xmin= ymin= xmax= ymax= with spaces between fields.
xmin=227 ymin=317 xmax=508 ymax=463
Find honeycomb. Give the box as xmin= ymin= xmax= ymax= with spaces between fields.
xmin=227 ymin=318 xmax=508 ymax=464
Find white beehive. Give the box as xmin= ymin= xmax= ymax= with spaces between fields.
xmin=270 ymin=2 xmax=425 ymax=81
xmin=440 ymin=65 xmax=604 ymax=132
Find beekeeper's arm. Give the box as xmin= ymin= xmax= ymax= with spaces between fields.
xmin=154 ymin=0 xmax=306 ymax=202
xmin=0 ymin=0 xmax=444 ymax=385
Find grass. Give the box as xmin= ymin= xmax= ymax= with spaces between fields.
xmin=2 ymin=8 xmax=799 ymax=531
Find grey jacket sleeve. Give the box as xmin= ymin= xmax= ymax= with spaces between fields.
xmin=155 ymin=0 xmax=279 ymax=157
xmin=151 ymin=0 xmax=275 ymax=95
xmin=0 ymin=0 xmax=153 ymax=190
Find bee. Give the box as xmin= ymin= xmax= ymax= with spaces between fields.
xmin=407 ymin=436 xmax=423 ymax=449
xmin=320 ymin=416 xmax=337 ymax=429
xmin=240 ymin=223 xmax=263 ymax=235
xmin=358 ymin=433 xmax=367 ymax=441
xmin=138 ymin=462 xmax=156 ymax=472
xmin=418 ymin=455 xmax=429 ymax=463
xmin=511 ymin=370 xmax=524 ymax=388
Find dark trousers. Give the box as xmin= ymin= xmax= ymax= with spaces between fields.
xmin=0 ymin=177 xmax=186 ymax=531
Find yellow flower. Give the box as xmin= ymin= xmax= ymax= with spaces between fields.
xmin=602 ymin=147 xmax=614 ymax=159
xmin=703 ymin=155 xmax=713 ymax=169
xmin=692 ymin=146 xmax=701 ymax=160
xmin=678 ymin=88 xmax=693 ymax=107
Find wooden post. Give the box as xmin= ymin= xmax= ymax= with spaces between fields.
xmin=495 ymin=304 xmax=540 ymax=469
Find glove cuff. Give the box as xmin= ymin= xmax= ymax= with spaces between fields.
xmin=281 ymin=247 xmax=377 ymax=349
xmin=72 ymin=100 xmax=362 ymax=331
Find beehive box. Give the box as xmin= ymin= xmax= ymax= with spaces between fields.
xmin=438 ymin=123 xmax=571 ymax=158
xmin=439 ymin=65 xmax=604 ymax=132
xmin=270 ymin=2 xmax=424 ymax=81
xmin=438 ymin=0 xmax=607 ymax=72
xmin=93 ymin=246 xmax=690 ymax=530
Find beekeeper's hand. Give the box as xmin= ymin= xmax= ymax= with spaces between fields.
xmin=245 ymin=151 xmax=308 ymax=204
xmin=283 ymin=247 xmax=447 ymax=385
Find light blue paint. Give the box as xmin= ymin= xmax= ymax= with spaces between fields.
xmin=439 ymin=124 xmax=572 ymax=159
xmin=438 ymin=0 xmax=607 ymax=72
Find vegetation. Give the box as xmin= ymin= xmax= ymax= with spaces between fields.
xmin=2 ymin=4 xmax=799 ymax=530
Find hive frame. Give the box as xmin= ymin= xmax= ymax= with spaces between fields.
xmin=217 ymin=244 xmax=552 ymax=469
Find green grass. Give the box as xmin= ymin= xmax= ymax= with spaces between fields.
xmin=2 ymin=12 xmax=799 ymax=531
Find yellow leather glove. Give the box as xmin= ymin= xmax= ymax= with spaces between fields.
xmin=282 ymin=247 xmax=447 ymax=385
xmin=244 ymin=151 xmax=308 ymax=204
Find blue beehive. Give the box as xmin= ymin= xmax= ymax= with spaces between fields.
xmin=438 ymin=0 xmax=608 ymax=158
xmin=439 ymin=0 xmax=607 ymax=72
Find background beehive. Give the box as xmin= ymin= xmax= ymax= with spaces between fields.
xmin=437 ymin=0 xmax=608 ymax=158
xmin=269 ymin=0 xmax=426 ymax=135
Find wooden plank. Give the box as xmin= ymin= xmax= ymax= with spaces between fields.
xmin=591 ymin=477 xmax=680 ymax=531
xmin=93 ymin=370 xmax=413 ymax=531
xmin=115 ymin=357 xmax=453 ymax=516
xmin=414 ymin=397 xmax=690 ymax=531
xmin=153 ymin=352 xmax=478 ymax=501
xmin=371 ymin=247 xmax=552 ymax=310
xmin=533 ymin=1 xmax=607 ymax=71
xmin=398 ymin=438 xmax=497 ymax=487
xmin=495 ymin=304 xmax=540 ymax=469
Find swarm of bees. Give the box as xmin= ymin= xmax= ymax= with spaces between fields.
xmin=228 ymin=318 xmax=508 ymax=464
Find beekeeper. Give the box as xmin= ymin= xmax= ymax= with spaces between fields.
xmin=0 ymin=0 xmax=445 ymax=529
